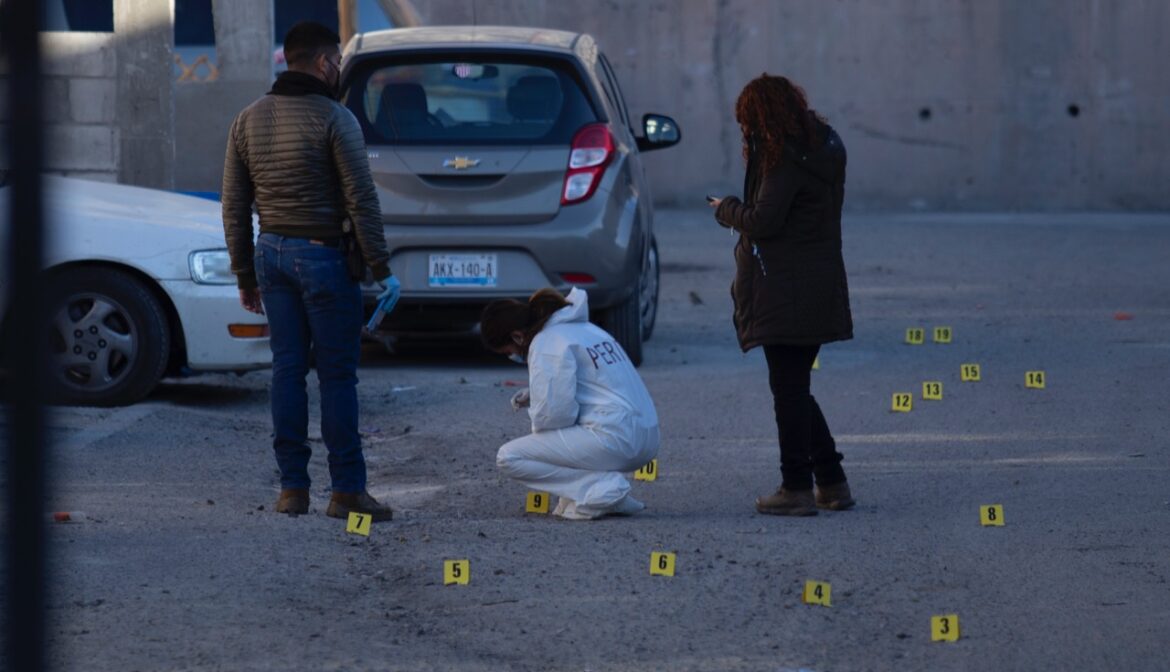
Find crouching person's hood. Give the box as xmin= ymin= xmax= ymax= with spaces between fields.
xmin=545 ymin=287 xmax=590 ymax=327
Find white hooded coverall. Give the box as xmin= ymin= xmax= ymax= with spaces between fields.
xmin=496 ymin=288 xmax=660 ymax=515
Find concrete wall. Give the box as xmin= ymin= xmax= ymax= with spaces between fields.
xmin=114 ymin=0 xmax=176 ymax=188
xmin=1 ymin=32 xmax=121 ymax=183
xmin=0 ymin=0 xmax=174 ymax=188
xmin=415 ymin=0 xmax=1170 ymax=210
xmin=174 ymin=0 xmax=274 ymax=193
xmin=8 ymin=0 xmax=1167 ymax=210
xmin=173 ymin=1 xmax=417 ymax=193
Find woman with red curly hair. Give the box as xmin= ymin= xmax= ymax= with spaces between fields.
xmin=709 ymin=74 xmax=855 ymax=516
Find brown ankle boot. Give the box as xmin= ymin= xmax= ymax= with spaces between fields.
xmin=755 ymin=488 xmax=817 ymax=516
xmin=326 ymin=490 xmax=393 ymax=522
xmin=275 ymin=488 xmax=309 ymax=515
xmin=815 ymin=481 xmax=856 ymax=511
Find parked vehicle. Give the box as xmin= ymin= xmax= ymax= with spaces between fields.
xmin=340 ymin=26 xmax=681 ymax=364
xmin=0 ymin=177 xmax=271 ymax=406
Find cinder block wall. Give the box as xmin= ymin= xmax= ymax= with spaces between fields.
xmin=0 ymin=0 xmax=174 ymax=189
xmin=417 ymin=0 xmax=1170 ymax=211
xmin=0 ymin=33 xmax=121 ymax=182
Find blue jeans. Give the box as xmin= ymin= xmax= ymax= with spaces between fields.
xmin=255 ymin=233 xmax=365 ymax=493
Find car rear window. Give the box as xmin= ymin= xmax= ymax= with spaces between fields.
xmin=345 ymin=56 xmax=598 ymax=146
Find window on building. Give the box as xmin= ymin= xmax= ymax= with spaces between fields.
xmin=174 ymin=0 xmax=217 ymax=81
xmin=42 ymin=0 xmax=114 ymax=32
xmin=175 ymin=0 xmax=216 ymax=46
xmin=275 ymin=0 xmax=339 ymax=44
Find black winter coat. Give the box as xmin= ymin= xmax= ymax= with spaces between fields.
xmin=714 ymin=123 xmax=853 ymax=351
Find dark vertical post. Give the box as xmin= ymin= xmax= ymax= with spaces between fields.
xmin=1 ymin=0 xmax=48 ymax=670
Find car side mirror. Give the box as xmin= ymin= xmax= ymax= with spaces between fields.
xmin=637 ymin=114 xmax=681 ymax=152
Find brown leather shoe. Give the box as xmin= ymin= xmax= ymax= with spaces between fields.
xmin=326 ymin=490 xmax=393 ymax=522
xmin=815 ymin=481 xmax=856 ymax=511
xmin=755 ymin=488 xmax=817 ymax=516
xmin=275 ymin=488 xmax=309 ymax=515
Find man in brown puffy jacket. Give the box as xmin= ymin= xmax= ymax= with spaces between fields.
xmin=222 ymin=21 xmax=394 ymax=521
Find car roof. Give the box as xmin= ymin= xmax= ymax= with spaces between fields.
xmin=349 ymin=26 xmax=590 ymax=57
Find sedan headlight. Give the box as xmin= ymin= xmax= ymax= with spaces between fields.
xmin=189 ymin=249 xmax=236 ymax=285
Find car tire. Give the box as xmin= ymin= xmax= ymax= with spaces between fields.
xmin=45 ymin=267 xmax=170 ymax=406
xmin=600 ymin=289 xmax=644 ymax=367
xmin=640 ymin=237 xmax=660 ymax=341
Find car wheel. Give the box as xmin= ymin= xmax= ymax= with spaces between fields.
xmin=600 ymin=289 xmax=644 ymax=367
xmin=640 ymin=237 xmax=660 ymax=341
xmin=46 ymin=267 xmax=170 ymax=406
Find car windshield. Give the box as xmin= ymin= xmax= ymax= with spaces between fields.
xmin=346 ymin=57 xmax=598 ymax=145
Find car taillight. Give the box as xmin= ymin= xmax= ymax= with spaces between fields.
xmin=561 ymin=123 xmax=614 ymax=206
xmin=560 ymin=273 xmax=596 ymax=285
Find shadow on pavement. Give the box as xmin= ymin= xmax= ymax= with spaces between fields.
xmin=149 ymin=379 xmax=265 ymax=407
xmin=360 ymin=336 xmax=510 ymax=370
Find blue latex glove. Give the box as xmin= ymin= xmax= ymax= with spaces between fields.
xmin=366 ymin=276 xmax=401 ymax=331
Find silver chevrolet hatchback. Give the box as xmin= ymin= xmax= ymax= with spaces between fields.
xmin=340 ymin=26 xmax=680 ymax=364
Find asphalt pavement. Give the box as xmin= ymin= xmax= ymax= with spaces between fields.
xmin=9 ymin=208 xmax=1170 ymax=671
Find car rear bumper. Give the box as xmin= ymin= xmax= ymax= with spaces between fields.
xmin=365 ymin=293 xmax=620 ymax=337
xmin=159 ymin=280 xmax=272 ymax=371
xmin=364 ymin=192 xmax=643 ymax=312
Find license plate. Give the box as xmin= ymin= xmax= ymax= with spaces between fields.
xmin=428 ymin=253 xmax=498 ymax=287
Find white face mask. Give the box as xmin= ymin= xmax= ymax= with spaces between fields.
xmin=508 ymin=353 xmax=526 ymax=365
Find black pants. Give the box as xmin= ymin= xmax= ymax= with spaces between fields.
xmin=763 ymin=343 xmax=847 ymax=491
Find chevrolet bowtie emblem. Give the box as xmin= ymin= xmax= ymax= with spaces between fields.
xmin=443 ymin=156 xmax=481 ymax=170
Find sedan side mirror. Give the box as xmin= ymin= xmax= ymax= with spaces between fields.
xmin=636 ymin=114 xmax=681 ymax=152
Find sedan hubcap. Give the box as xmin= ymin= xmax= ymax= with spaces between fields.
xmin=50 ymin=294 xmax=138 ymax=392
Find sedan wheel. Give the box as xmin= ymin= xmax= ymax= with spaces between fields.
xmin=46 ymin=268 xmax=170 ymax=406
xmin=598 ymin=238 xmax=659 ymax=367
xmin=600 ymin=290 xmax=643 ymax=367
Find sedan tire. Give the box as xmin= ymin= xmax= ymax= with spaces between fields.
xmin=599 ymin=289 xmax=644 ymax=367
xmin=46 ymin=267 xmax=170 ymax=406
xmin=640 ymin=237 xmax=660 ymax=341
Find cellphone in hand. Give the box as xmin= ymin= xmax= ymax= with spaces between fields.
xmin=705 ymin=194 xmax=718 ymax=204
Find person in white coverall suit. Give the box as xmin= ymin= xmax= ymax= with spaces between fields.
xmin=480 ymin=287 xmax=660 ymax=520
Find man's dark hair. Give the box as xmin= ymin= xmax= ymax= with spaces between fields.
xmin=283 ymin=21 xmax=340 ymax=68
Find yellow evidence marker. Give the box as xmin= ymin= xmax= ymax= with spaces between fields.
xmin=345 ymin=511 xmax=372 ymax=537
xmin=933 ymin=326 xmax=953 ymax=344
xmin=931 ymin=614 xmax=960 ymax=642
xmin=905 ymin=327 xmax=926 ymax=345
xmin=922 ymin=381 xmax=944 ymax=401
xmin=526 ymin=491 xmax=550 ymax=514
xmin=443 ymin=559 xmax=470 ymax=585
xmin=980 ymin=505 xmax=1005 ymax=527
xmin=649 ymin=552 xmax=676 ymax=577
xmin=1025 ymin=371 xmax=1046 ymax=389
xmin=960 ymin=363 xmax=982 ymax=382
xmin=802 ymin=580 xmax=831 ymax=607
xmin=892 ymin=392 xmax=913 ymax=413
xmin=634 ymin=459 xmax=658 ymax=482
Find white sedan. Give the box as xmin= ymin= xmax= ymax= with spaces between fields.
xmin=0 ymin=176 xmax=271 ymax=406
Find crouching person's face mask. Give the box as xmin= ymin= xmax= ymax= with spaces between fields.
xmin=507 ymin=331 xmax=527 ymax=364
